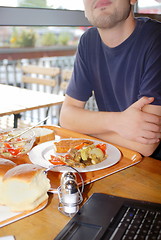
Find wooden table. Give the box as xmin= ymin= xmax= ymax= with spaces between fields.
xmin=0 ymin=84 xmax=64 ymax=127
xmin=0 ymin=126 xmax=161 ymax=240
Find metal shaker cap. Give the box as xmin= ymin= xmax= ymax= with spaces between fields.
xmin=61 ymin=172 xmax=76 ymax=185
xmin=64 ymin=180 xmax=78 ymax=194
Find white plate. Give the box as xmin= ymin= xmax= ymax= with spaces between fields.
xmin=29 ymin=138 xmax=121 ymax=172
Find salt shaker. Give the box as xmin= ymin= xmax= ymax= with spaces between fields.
xmin=58 ymin=172 xmax=83 ymax=217
xmin=61 ymin=172 xmax=76 ymax=186
xmin=61 ymin=179 xmax=79 ymax=216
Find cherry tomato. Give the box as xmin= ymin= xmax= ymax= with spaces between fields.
xmin=16 ymin=137 xmax=23 ymax=142
xmin=4 ymin=142 xmax=12 ymax=148
xmin=8 ymin=148 xmax=22 ymax=156
xmin=74 ymin=142 xmax=89 ymax=150
xmin=64 ymin=154 xmax=71 ymax=159
xmin=96 ymin=143 xmax=107 ymax=154
xmin=49 ymin=155 xmax=65 ymax=165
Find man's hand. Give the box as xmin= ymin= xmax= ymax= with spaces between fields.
xmin=115 ymin=97 xmax=161 ymax=144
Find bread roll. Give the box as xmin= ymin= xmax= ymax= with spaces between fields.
xmin=33 ymin=127 xmax=55 ymax=145
xmin=0 ymin=158 xmax=17 ymax=204
xmin=0 ymin=158 xmax=17 ymax=179
xmin=2 ymin=164 xmax=51 ymax=212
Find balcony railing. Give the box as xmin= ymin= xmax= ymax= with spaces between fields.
xmin=0 ymin=46 xmax=77 ymax=61
xmin=0 ymin=46 xmax=98 ymax=129
xmin=0 ymin=47 xmax=75 ymax=128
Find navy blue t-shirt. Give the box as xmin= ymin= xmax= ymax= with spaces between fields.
xmin=66 ymin=18 xmax=161 ymax=112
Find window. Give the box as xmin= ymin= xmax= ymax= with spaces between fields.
xmin=138 ymin=0 xmax=161 ymax=14
xmin=0 ymin=0 xmax=84 ymax=10
xmin=0 ymin=1 xmax=90 ymax=49
xmin=0 ymin=1 xmax=90 ymax=86
xmin=0 ymin=1 xmax=89 ymax=126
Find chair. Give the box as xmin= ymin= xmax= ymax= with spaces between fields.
xmin=21 ymin=65 xmax=60 ymax=93
xmin=60 ymin=69 xmax=98 ymax=111
xmin=60 ymin=69 xmax=73 ymax=95
xmin=21 ymin=64 xmax=61 ymax=124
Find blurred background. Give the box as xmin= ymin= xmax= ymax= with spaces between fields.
xmin=0 ymin=0 xmax=160 ymax=128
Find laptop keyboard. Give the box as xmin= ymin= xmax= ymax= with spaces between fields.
xmin=55 ymin=193 xmax=161 ymax=240
xmin=108 ymin=206 xmax=161 ymax=240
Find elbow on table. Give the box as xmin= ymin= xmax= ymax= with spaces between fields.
xmin=139 ymin=143 xmax=159 ymax=157
xmin=59 ymin=112 xmax=72 ymax=130
xmin=59 ymin=117 xmax=67 ymax=129
xmin=59 ymin=108 xmax=66 ymax=127
xmin=59 ymin=103 xmax=72 ymax=129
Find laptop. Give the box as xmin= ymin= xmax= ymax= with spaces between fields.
xmin=54 ymin=193 xmax=161 ymax=240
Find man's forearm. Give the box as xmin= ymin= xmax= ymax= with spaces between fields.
xmin=60 ymin=103 xmax=117 ymax=135
xmin=60 ymin=104 xmax=160 ymax=156
xmin=60 ymin=96 xmax=161 ymax=146
xmin=93 ymin=132 xmax=160 ymax=157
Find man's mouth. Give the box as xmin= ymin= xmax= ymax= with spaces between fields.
xmin=94 ymin=0 xmax=112 ymax=9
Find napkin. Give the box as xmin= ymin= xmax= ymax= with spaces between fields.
xmin=0 ymin=205 xmax=21 ymax=222
xmin=0 ymin=236 xmax=15 ymax=240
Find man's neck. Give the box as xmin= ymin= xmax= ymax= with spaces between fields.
xmin=98 ymin=13 xmax=136 ymax=48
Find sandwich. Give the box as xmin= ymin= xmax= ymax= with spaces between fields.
xmin=1 ymin=163 xmax=51 ymax=212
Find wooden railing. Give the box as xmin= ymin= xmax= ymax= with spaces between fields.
xmin=0 ymin=46 xmax=77 ymax=61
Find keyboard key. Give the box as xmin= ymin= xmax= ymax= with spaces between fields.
xmin=108 ymin=206 xmax=161 ymax=240
xmin=134 ymin=234 xmax=146 ymax=239
xmin=122 ymin=234 xmax=134 ymax=240
xmin=109 ymin=227 xmax=127 ymax=240
xmin=147 ymin=235 xmax=158 ymax=240
xmin=119 ymin=222 xmax=129 ymax=228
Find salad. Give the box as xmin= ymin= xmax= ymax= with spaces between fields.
xmin=0 ymin=132 xmax=30 ymax=158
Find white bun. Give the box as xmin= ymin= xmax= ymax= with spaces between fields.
xmin=0 ymin=158 xmax=17 ymax=177
xmin=1 ymin=164 xmax=51 ymax=211
xmin=0 ymin=158 xmax=17 ymax=204
xmin=33 ymin=127 xmax=55 ymax=145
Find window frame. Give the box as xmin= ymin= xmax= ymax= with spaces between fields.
xmin=0 ymin=6 xmax=91 ymax=26
xmin=0 ymin=5 xmax=160 ymax=28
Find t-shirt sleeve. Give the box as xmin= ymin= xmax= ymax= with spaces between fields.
xmin=66 ymin=34 xmax=93 ymax=102
xmin=138 ymin=30 xmax=161 ymax=105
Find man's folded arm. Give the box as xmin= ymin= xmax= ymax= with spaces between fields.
xmin=60 ymin=95 xmax=161 ymax=156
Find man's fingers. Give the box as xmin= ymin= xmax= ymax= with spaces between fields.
xmin=141 ymin=130 xmax=161 ymax=139
xmin=137 ymin=136 xmax=160 ymax=145
xmin=143 ymin=112 xmax=161 ymax=125
xmin=132 ymin=97 xmax=154 ymax=110
xmin=143 ymin=122 xmax=161 ymax=132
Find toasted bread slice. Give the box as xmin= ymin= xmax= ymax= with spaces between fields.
xmin=54 ymin=139 xmax=94 ymax=153
xmin=33 ymin=127 xmax=55 ymax=145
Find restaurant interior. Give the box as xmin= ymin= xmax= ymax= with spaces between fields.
xmin=0 ymin=1 xmax=161 ymax=240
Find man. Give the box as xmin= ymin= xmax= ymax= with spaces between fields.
xmin=60 ymin=0 xmax=161 ymax=159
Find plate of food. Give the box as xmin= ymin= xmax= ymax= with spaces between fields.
xmin=29 ymin=138 xmax=121 ymax=172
